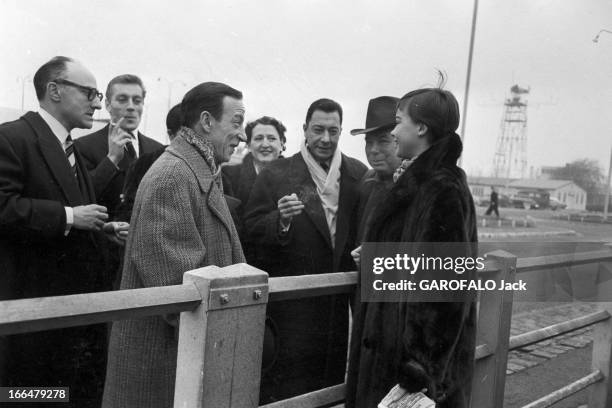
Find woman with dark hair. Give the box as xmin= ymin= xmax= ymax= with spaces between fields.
xmin=222 ymin=115 xmax=286 ymax=211
xmin=346 ymin=77 xmax=478 ymax=408
xmin=221 ymin=115 xmax=286 ymax=247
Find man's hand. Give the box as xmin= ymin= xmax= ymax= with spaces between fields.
xmin=278 ymin=193 xmax=304 ymax=225
xmin=103 ymin=221 xmax=129 ymax=246
xmin=73 ymin=204 xmax=108 ymax=231
xmin=351 ymin=245 xmax=362 ymax=268
xmin=107 ymin=117 xmax=132 ymax=165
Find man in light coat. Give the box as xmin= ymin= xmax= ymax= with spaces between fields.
xmin=102 ymin=82 xmax=246 ymax=408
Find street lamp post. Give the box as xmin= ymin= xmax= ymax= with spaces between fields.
xmin=593 ymin=29 xmax=612 ymax=221
xmin=17 ymin=75 xmax=31 ymax=111
xmin=604 ymin=146 xmax=612 ymax=221
xmin=458 ymin=0 xmax=479 ymax=167
xmin=157 ymin=77 xmax=186 ymax=111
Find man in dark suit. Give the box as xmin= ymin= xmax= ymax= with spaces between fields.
xmin=350 ymin=96 xmax=403 ymax=242
xmin=244 ymin=98 xmax=367 ymax=403
xmin=77 ymin=75 xmax=163 ymax=290
xmin=0 ymin=56 xmax=111 ymax=407
xmin=76 ymin=74 xmax=163 ymax=220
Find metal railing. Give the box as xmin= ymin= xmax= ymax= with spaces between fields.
xmin=1 ymin=247 xmax=611 ymax=407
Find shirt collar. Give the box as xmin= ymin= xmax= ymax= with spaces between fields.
xmin=38 ymin=108 xmax=70 ymax=146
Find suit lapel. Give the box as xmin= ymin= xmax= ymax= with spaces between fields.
xmin=169 ymin=137 xmax=234 ymax=236
xmin=291 ymin=154 xmax=332 ymax=248
xmin=24 ymin=112 xmax=83 ymax=205
xmin=73 ymin=147 xmax=96 ymax=203
xmin=334 ymin=155 xmax=359 ymax=270
xmin=138 ymin=132 xmax=162 ymax=155
xmin=207 ymin=181 xmax=234 ymax=236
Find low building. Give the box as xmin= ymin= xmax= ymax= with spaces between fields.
xmin=468 ymin=177 xmax=587 ymax=210
xmin=468 ymin=177 xmax=516 ymax=200
xmin=507 ymin=179 xmax=587 ymax=210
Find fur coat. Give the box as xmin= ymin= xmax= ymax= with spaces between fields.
xmin=346 ymin=133 xmax=478 ymax=408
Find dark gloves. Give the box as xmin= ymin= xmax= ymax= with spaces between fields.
xmin=397 ymin=360 xmax=433 ymax=395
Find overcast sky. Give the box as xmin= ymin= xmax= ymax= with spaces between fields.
xmin=1 ymin=0 xmax=611 ymax=177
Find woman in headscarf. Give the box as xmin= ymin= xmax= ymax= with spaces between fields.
xmin=346 ymin=76 xmax=478 ymax=408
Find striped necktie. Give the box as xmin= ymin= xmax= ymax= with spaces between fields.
xmin=65 ymin=134 xmax=77 ymax=176
xmin=125 ymin=132 xmax=137 ymax=159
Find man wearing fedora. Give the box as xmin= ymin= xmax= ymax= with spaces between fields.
xmin=351 ymin=96 xmax=403 ymax=242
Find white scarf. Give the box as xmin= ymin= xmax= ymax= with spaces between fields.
xmin=300 ymin=140 xmax=342 ymax=248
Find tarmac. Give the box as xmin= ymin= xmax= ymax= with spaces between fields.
xmin=507 ymin=302 xmax=599 ymax=377
xmin=477 ymin=211 xmax=605 ymax=407
xmin=505 ymin=302 xmax=601 ymax=408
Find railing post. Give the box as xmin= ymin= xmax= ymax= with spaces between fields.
xmin=173 ymin=263 xmax=269 ymax=408
xmin=471 ymin=250 xmax=517 ymax=408
xmin=589 ymin=303 xmax=612 ymax=407
xmin=597 ymin=243 xmax=612 ymax=302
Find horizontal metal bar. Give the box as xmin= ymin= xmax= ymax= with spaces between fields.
xmin=516 ymin=250 xmax=612 ymax=274
xmin=269 ymin=272 xmax=357 ymax=301
xmin=520 ymin=370 xmax=603 ymax=408
xmin=268 ymin=266 xmax=501 ymax=302
xmin=259 ymin=383 xmax=345 ymax=408
xmin=0 ymin=284 xmax=202 ymax=335
xmin=509 ymin=310 xmax=610 ymax=351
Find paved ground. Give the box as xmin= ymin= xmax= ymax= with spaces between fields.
xmin=479 ymin=209 xmax=612 ymax=407
xmin=503 ymin=302 xmax=599 ymax=408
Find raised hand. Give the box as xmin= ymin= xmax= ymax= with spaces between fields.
xmin=277 ymin=193 xmax=304 ymax=224
xmin=107 ymin=117 xmax=132 ymax=165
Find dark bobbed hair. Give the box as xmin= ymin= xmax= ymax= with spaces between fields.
xmin=245 ymin=116 xmax=287 ymax=145
xmin=397 ymin=72 xmax=460 ymax=143
xmin=305 ymin=98 xmax=343 ymax=126
xmin=105 ymin=74 xmax=146 ymax=100
xmin=166 ymin=103 xmax=183 ymax=138
xmin=181 ymin=82 xmax=243 ymax=128
xmin=33 ymin=56 xmax=75 ymax=100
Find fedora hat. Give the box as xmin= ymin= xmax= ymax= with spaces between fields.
xmin=350 ymin=96 xmax=399 ymax=136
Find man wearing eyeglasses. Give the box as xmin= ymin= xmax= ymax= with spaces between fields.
xmin=76 ymin=75 xmax=163 ymax=221
xmin=0 ymin=56 xmax=112 ymax=407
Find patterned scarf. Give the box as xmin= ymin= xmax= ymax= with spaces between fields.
xmin=176 ymin=126 xmax=218 ymax=174
xmin=393 ymin=158 xmax=416 ymax=183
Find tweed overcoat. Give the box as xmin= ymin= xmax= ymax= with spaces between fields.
xmin=102 ymin=135 xmax=245 ymax=408
xmin=346 ymin=133 xmax=478 ymax=408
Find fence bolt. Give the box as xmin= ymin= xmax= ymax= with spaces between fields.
xmin=219 ymin=294 xmax=230 ymax=304
xmin=253 ymin=289 xmax=262 ymax=300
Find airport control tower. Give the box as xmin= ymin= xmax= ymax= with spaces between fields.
xmin=493 ymin=85 xmax=530 ymax=179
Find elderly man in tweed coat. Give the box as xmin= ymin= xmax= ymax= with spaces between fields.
xmin=102 ymin=82 xmax=246 ymax=408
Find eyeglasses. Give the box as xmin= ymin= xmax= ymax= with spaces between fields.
xmin=53 ymin=79 xmax=103 ymax=101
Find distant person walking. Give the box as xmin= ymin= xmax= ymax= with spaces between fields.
xmin=485 ymin=186 xmax=499 ymax=218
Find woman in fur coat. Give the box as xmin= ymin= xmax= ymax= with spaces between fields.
xmin=346 ymin=83 xmax=478 ymax=408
